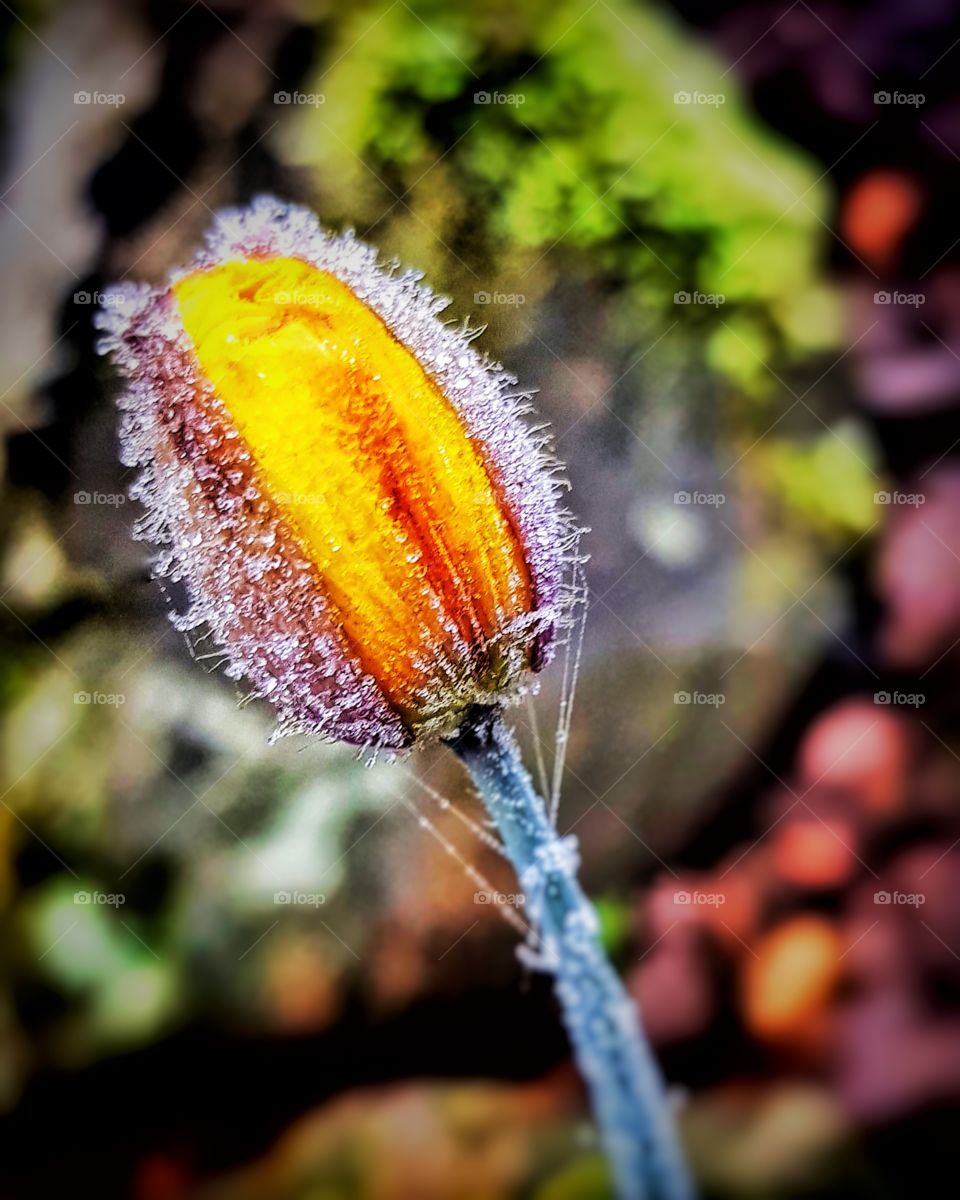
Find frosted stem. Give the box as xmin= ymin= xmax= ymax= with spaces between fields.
xmin=446 ymin=707 xmax=694 ymax=1200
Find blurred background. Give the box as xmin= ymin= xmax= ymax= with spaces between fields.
xmin=1 ymin=0 xmax=959 ymax=1196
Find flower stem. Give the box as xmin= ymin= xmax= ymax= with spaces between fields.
xmin=446 ymin=706 xmax=694 ymax=1200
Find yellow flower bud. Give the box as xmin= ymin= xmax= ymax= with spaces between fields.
xmin=98 ymin=198 xmax=578 ymax=748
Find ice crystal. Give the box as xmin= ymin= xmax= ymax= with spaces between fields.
xmin=96 ymin=197 xmax=581 ymax=749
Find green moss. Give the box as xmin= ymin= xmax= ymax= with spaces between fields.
xmin=281 ymin=0 xmax=837 ymax=395
xmin=750 ymin=423 xmax=880 ymax=540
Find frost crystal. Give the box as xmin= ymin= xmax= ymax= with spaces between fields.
xmin=96 ymin=196 xmax=580 ymax=749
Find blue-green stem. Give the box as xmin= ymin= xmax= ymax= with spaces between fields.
xmin=447 ymin=706 xmax=694 ymax=1200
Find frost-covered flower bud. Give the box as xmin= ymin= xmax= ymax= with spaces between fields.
xmin=97 ymin=197 xmax=578 ymax=749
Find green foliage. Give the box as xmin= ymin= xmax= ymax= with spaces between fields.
xmin=535 ymin=1152 xmax=613 ymax=1199
xmin=751 ymin=424 xmax=880 ymax=541
xmin=593 ymin=895 xmax=632 ymax=956
xmin=284 ymin=0 xmax=838 ymax=392
xmin=24 ymin=879 xmax=180 ymax=1050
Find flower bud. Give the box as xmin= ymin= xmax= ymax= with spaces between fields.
xmin=97 ymin=197 xmax=578 ymax=748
